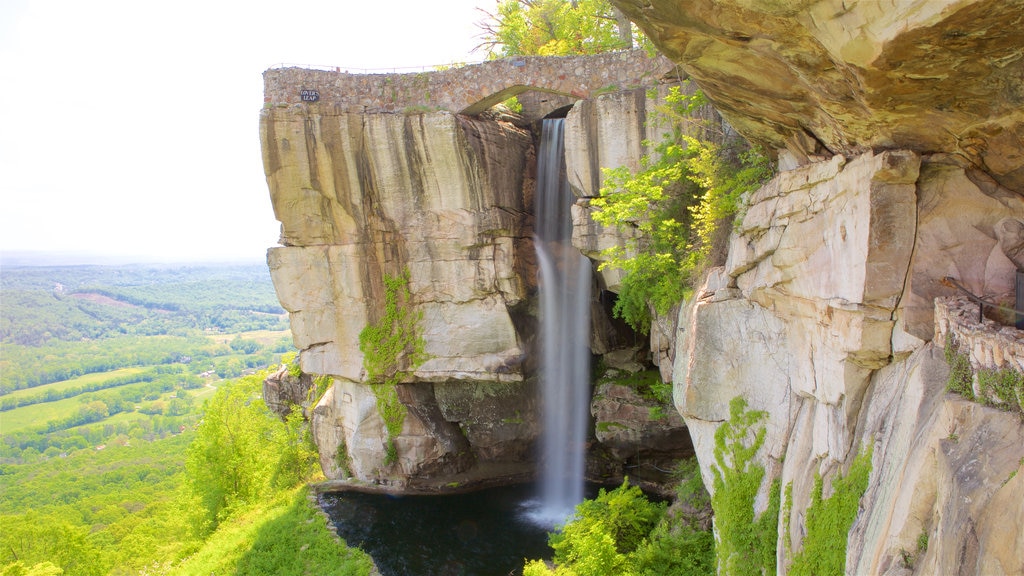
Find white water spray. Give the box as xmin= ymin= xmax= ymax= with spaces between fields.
xmin=533 ymin=118 xmax=591 ymax=525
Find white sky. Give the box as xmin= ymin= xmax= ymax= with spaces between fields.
xmin=0 ymin=0 xmax=494 ymax=263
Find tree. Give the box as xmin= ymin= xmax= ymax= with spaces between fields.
xmin=478 ymin=0 xmax=644 ymax=58
xmin=591 ymin=85 xmax=773 ymax=332
xmin=184 ymin=372 xmax=319 ymax=535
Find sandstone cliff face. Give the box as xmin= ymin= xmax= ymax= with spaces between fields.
xmin=261 ymin=105 xmax=539 ymax=483
xmin=603 ymin=2 xmax=1024 ymax=573
xmin=673 ymin=151 xmax=1024 ymax=574
xmin=612 ymin=0 xmax=1024 ymax=193
xmin=261 ymin=96 xmax=692 ymax=486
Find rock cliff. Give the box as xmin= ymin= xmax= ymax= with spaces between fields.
xmin=260 ymin=2 xmax=1023 ymax=570
xmin=262 ymin=106 xmax=541 ymax=483
xmin=608 ymin=1 xmax=1024 ymax=574
xmin=260 ymin=90 xmax=689 ymax=487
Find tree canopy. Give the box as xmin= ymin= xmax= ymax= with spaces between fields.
xmin=478 ymin=0 xmax=644 ymax=57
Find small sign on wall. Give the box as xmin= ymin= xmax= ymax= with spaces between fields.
xmin=300 ymin=89 xmax=320 ymax=102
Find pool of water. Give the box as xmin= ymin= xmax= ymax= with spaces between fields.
xmin=319 ymin=483 xmax=578 ymax=576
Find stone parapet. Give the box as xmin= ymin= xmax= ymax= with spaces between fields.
xmin=935 ymin=295 xmax=1024 ymax=374
xmin=263 ymin=49 xmax=676 ymax=115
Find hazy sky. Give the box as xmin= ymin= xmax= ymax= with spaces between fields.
xmin=0 ymin=0 xmax=493 ymax=263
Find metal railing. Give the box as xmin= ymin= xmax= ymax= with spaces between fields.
xmin=941 ymin=276 xmax=1024 ymax=327
xmin=266 ymin=60 xmax=486 ymax=74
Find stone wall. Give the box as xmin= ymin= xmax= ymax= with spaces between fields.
xmin=263 ymin=49 xmax=676 ymax=116
xmin=935 ymin=295 xmax=1024 ymax=374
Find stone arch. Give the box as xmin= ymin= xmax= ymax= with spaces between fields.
xmin=459 ymin=84 xmax=579 ymax=116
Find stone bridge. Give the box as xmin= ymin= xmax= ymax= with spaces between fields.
xmin=263 ymin=49 xmax=676 ymax=116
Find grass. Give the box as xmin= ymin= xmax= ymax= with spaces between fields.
xmin=1 ymin=367 xmax=147 ymax=402
xmin=1 ymin=381 xmax=214 ymax=435
xmin=2 ymin=394 xmax=94 ymax=433
xmin=172 ymin=486 xmax=374 ymax=576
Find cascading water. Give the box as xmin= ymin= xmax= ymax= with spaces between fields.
xmin=533 ymin=118 xmax=592 ymax=525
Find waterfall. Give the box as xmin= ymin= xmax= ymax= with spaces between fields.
xmin=533 ymin=118 xmax=591 ymax=524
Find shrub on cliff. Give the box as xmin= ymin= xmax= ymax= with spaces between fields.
xmin=592 ymin=85 xmax=773 ymax=333
xmin=711 ymin=397 xmax=780 ymax=576
xmin=523 ymin=474 xmax=714 ymax=576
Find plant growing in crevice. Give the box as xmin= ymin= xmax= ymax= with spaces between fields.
xmin=335 ymin=439 xmax=351 ymax=478
xmin=788 ymin=444 xmax=873 ymax=576
xmin=945 ymin=332 xmax=1024 ymax=415
xmin=591 ymin=84 xmax=773 ymax=333
xmin=358 ymin=269 xmax=427 ymax=465
xmin=944 ymin=333 xmax=974 ymax=400
xmin=711 ymin=396 xmax=780 ymax=576
xmin=308 ymin=374 xmax=333 ymax=407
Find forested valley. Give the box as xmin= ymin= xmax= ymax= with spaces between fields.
xmin=0 ymin=262 xmax=373 ymax=575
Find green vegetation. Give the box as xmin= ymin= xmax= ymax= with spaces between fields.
xmin=478 ymin=0 xmax=646 ymax=58
xmin=944 ymin=333 xmax=1024 ymax=415
xmin=523 ymin=474 xmax=714 ymax=576
xmin=592 ymin=85 xmax=773 ymax=332
xmin=788 ymin=445 xmax=873 ymax=576
xmin=358 ymin=269 xmax=427 ymax=462
xmin=184 ymin=373 xmax=319 ymax=534
xmin=0 ymin=435 xmax=195 ymax=575
xmin=596 ymin=367 xmax=673 ymax=420
xmin=173 ymin=486 xmax=373 ymax=576
xmin=711 ymin=397 xmax=780 ymax=576
xmin=2 ymin=263 xmax=370 ymax=575
xmin=0 ymin=263 xmax=286 ymax=347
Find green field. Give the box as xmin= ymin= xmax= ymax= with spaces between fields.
xmin=2 ymin=394 xmax=94 ymax=433
xmin=2 ymin=367 xmax=146 ymax=402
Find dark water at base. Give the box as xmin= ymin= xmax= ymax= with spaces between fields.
xmin=319 ymin=483 xmax=590 ymax=576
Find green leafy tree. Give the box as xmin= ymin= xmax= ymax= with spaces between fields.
xmin=184 ymin=372 xmax=318 ymax=534
xmin=592 ymin=85 xmax=773 ymax=332
xmin=478 ymin=0 xmax=644 ymax=57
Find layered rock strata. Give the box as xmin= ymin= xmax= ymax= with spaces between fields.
xmin=261 ymin=105 xmax=540 ymax=483
xmin=673 ymin=150 xmax=1024 ymax=575
xmin=612 ymin=0 xmax=1024 ymax=193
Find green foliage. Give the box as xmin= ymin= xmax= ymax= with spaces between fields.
xmin=944 ymin=334 xmax=975 ymax=400
xmin=336 ymin=439 xmax=351 ymax=477
xmin=504 ymin=95 xmax=524 ymax=113
xmin=479 ymin=0 xmax=645 ymax=58
xmin=0 ymin=434 xmax=196 ymax=575
xmin=524 ymin=476 xmax=714 ymax=576
xmin=184 ymin=372 xmax=319 ymax=534
xmin=711 ymin=397 xmax=780 ymax=576
xmin=944 ymin=333 xmax=1024 ymax=415
xmin=976 ymin=367 xmax=1024 ymax=414
xmin=358 ymin=270 xmax=427 ymax=459
xmin=0 ymin=263 xmax=286 ymax=347
xmin=173 ymin=486 xmax=374 ymax=576
xmin=788 ymin=445 xmax=873 ymax=576
xmin=591 ymin=85 xmax=773 ymax=332
xmin=282 ymin=351 xmax=303 ymax=378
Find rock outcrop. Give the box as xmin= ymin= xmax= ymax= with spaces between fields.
xmin=261 ymin=6 xmax=1024 ymax=570
xmin=672 ymin=150 xmax=1024 ymax=574
xmin=600 ymin=2 xmax=1024 ymax=573
xmin=612 ymin=0 xmax=1024 ymax=193
xmin=262 ymin=106 xmax=540 ymax=484
xmin=261 ymin=88 xmax=690 ymax=486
